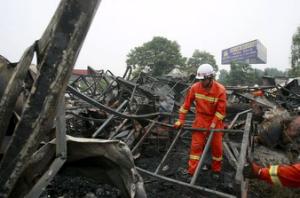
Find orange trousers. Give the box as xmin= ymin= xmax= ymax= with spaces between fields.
xmin=188 ymin=131 xmax=223 ymax=175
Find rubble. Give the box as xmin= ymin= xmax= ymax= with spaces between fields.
xmin=0 ymin=1 xmax=300 ymax=198
xmin=2 ymin=54 xmax=300 ymax=197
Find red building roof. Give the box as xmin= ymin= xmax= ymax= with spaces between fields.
xmin=72 ymin=69 xmax=88 ymax=76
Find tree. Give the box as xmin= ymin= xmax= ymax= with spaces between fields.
xmin=218 ymin=65 xmax=286 ymax=86
xmin=183 ymin=50 xmax=218 ymax=75
xmin=289 ymin=26 xmax=300 ymax=77
xmin=227 ymin=62 xmax=251 ymax=85
xmin=218 ymin=69 xmax=229 ymax=85
xmin=263 ymin=67 xmax=285 ymax=77
xmin=251 ymin=68 xmax=264 ymax=85
xmin=126 ymin=36 xmax=185 ymax=76
xmin=225 ymin=62 xmax=263 ymax=86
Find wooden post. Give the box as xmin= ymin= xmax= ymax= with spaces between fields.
xmin=0 ymin=0 xmax=101 ymax=197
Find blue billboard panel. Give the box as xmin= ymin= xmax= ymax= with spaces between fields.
xmin=221 ymin=40 xmax=267 ymax=64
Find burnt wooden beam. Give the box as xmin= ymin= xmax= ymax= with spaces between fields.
xmin=0 ymin=44 xmax=35 ymax=152
xmin=0 ymin=0 xmax=101 ymax=197
xmin=9 ymin=144 xmax=56 ymax=198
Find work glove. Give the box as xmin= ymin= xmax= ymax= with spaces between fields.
xmin=173 ymin=120 xmax=184 ymax=129
xmin=243 ymin=161 xmax=263 ymax=179
xmin=210 ymin=122 xmax=216 ymax=130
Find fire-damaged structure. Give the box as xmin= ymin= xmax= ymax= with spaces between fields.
xmin=0 ymin=1 xmax=300 ymax=198
xmin=0 ymin=1 xmax=145 ymax=198
xmin=63 ymin=68 xmax=255 ymax=198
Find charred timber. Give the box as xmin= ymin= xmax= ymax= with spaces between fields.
xmin=0 ymin=0 xmax=101 ymax=197
xmin=0 ymin=45 xmax=35 ymax=152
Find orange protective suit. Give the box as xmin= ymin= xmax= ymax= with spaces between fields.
xmin=251 ymin=89 xmax=264 ymax=97
xmin=178 ymin=80 xmax=226 ymax=174
xmin=258 ymin=163 xmax=300 ymax=188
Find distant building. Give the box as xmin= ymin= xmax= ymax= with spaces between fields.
xmin=70 ymin=69 xmax=87 ymax=81
xmin=72 ymin=69 xmax=89 ymax=76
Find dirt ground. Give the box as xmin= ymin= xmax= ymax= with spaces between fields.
xmin=135 ymin=135 xmax=239 ymax=198
xmin=41 ymin=135 xmax=237 ymax=198
xmin=41 ymin=134 xmax=300 ymax=198
xmin=40 ymin=175 xmax=121 ymax=198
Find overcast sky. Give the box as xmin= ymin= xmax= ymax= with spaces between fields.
xmin=0 ymin=0 xmax=300 ymax=76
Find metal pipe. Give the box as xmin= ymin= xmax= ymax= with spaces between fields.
xmin=225 ymin=85 xmax=276 ymax=91
xmin=124 ymin=129 xmax=135 ymax=143
xmin=66 ymin=111 xmax=106 ymax=122
xmin=92 ymin=100 xmax=128 ymax=138
xmin=223 ymin=109 xmax=252 ymax=166
xmin=180 ymin=79 xmax=195 ymax=95
xmin=190 ymin=129 xmax=214 ymax=185
xmin=131 ymin=121 xmax=156 ymax=153
xmin=116 ymin=77 xmax=156 ymax=99
xmin=122 ymin=66 xmax=132 ymax=80
xmin=105 ymin=70 xmax=115 ymax=77
xmin=128 ymin=73 xmax=141 ymax=111
xmin=56 ymin=97 xmax=67 ymax=158
xmin=81 ymin=76 xmax=94 ymax=95
xmin=276 ymin=84 xmax=300 ymax=98
xmin=67 ymin=85 xmax=172 ymax=118
xmin=136 ymin=167 xmax=235 ymax=198
xmin=67 ymin=86 xmax=242 ymax=133
xmin=70 ymin=75 xmax=82 ymax=86
xmin=235 ymin=113 xmax=252 ymax=184
xmin=154 ymin=128 xmax=183 ymax=174
xmin=148 ymin=120 xmax=244 ymax=133
xmin=166 ymin=80 xmax=181 ymax=95
xmin=98 ymin=79 xmax=115 ymax=101
xmin=109 ymin=118 xmax=129 ymax=139
xmin=25 ymin=157 xmax=66 ymax=198
xmin=228 ymin=109 xmax=252 ymax=129
xmin=124 ymin=128 xmax=136 ymax=143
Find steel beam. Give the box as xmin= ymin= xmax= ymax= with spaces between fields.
xmin=190 ymin=130 xmax=214 ymax=185
xmin=137 ymin=167 xmax=235 ymax=198
xmin=92 ymin=100 xmax=128 ymax=138
xmin=154 ymin=128 xmax=183 ymax=174
xmin=235 ymin=113 xmax=252 ymax=196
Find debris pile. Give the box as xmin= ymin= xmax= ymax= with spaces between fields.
xmin=1 ymin=55 xmax=300 ymax=197
xmin=0 ymin=1 xmax=300 ymax=198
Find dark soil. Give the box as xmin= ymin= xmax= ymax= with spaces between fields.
xmin=41 ymin=130 xmax=300 ymax=198
xmin=40 ymin=175 xmax=121 ymax=198
xmin=134 ymin=133 xmax=237 ymax=198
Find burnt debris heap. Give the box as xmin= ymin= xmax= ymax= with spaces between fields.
xmin=1 ymin=1 xmax=300 ymax=198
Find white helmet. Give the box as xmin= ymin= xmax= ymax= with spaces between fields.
xmin=196 ymin=64 xmax=215 ymax=79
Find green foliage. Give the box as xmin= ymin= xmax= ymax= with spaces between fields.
xmin=182 ymin=50 xmax=218 ymax=75
xmin=126 ymin=36 xmax=185 ymax=76
xmin=289 ymin=26 xmax=300 ymax=77
xmin=264 ymin=67 xmax=286 ymax=77
xmin=218 ymin=69 xmax=229 ymax=84
xmin=220 ymin=62 xmax=265 ymax=86
xmin=228 ymin=62 xmax=254 ymax=85
xmin=218 ymin=62 xmax=286 ymax=86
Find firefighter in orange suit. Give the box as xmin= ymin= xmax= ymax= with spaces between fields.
xmin=174 ymin=64 xmax=226 ymax=178
xmin=249 ymin=162 xmax=300 ymax=188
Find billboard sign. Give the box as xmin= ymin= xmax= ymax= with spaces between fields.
xmin=221 ymin=40 xmax=267 ymax=64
